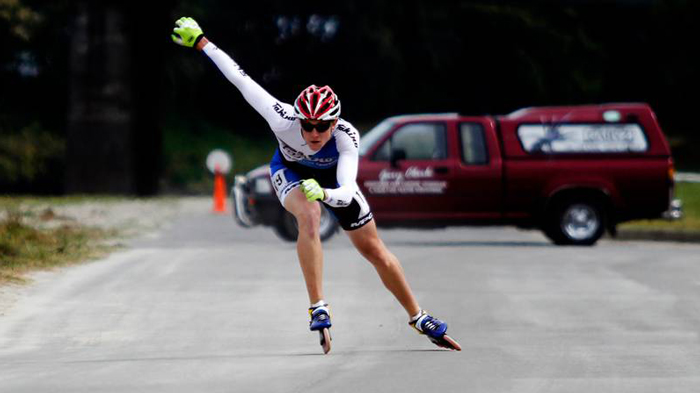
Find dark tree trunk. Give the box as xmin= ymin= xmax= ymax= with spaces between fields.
xmin=129 ymin=1 xmax=171 ymax=195
xmin=65 ymin=1 xmax=170 ymax=195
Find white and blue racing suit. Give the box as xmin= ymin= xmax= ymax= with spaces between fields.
xmin=202 ymin=42 xmax=373 ymax=230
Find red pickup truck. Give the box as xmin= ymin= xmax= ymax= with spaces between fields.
xmin=233 ymin=103 xmax=681 ymax=245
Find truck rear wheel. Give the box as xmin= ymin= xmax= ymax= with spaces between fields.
xmin=544 ymin=198 xmax=605 ymax=246
xmin=272 ymin=208 xmax=339 ymax=242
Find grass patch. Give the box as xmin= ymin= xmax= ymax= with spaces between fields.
xmin=0 ymin=207 xmax=118 ymax=284
xmin=162 ymin=119 xmax=276 ymax=193
xmin=0 ymin=195 xmax=126 ymax=209
xmin=620 ymin=182 xmax=700 ymax=232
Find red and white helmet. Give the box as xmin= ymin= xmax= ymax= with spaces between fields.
xmin=294 ymin=85 xmax=341 ymax=121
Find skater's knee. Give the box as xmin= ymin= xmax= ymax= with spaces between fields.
xmin=294 ymin=204 xmax=321 ymax=238
xmin=358 ymin=240 xmax=393 ymax=268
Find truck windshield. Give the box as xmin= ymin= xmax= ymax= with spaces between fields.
xmin=359 ymin=119 xmax=395 ymax=157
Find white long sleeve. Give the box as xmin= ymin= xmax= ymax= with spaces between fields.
xmin=202 ymin=42 xmax=294 ymax=132
xmin=323 ymin=124 xmax=360 ymax=207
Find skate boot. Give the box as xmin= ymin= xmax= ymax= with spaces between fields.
xmin=409 ymin=310 xmax=461 ymax=351
xmin=309 ymin=304 xmax=332 ymax=354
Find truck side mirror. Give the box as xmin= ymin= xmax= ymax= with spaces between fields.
xmin=390 ymin=148 xmax=406 ymax=168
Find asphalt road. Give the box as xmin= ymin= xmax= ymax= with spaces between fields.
xmin=2 ymin=200 xmax=700 ymax=392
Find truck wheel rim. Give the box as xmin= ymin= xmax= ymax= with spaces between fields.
xmin=319 ymin=208 xmax=334 ymax=235
xmin=562 ymin=204 xmax=599 ymax=241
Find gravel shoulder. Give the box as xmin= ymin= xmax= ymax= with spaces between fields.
xmin=0 ymin=196 xmax=211 ymax=315
xmin=11 ymin=197 xmax=207 ymax=237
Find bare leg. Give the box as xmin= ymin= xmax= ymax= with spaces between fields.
xmin=283 ymin=188 xmax=324 ymax=304
xmin=345 ymin=220 xmax=421 ymax=317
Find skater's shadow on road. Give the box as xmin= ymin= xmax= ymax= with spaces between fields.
xmin=52 ymin=348 xmax=453 ymax=364
xmin=387 ymin=240 xmax=552 ymax=248
xmin=288 ymin=348 xmax=452 ymax=357
xmin=338 ymin=348 xmax=452 ymax=354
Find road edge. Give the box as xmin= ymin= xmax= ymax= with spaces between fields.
xmin=613 ymin=228 xmax=700 ymax=243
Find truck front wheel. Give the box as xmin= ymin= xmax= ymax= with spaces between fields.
xmin=272 ymin=212 xmax=299 ymax=242
xmin=272 ymin=208 xmax=339 ymax=242
xmin=544 ymin=198 xmax=605 ymax=246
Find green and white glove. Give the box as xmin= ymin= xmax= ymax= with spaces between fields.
xmin=301 ymin=179 xmax=325 ymax=202
xmin=171 ymin=17 xmax=204 ymax=48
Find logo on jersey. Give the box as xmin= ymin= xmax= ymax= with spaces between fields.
xmin=350 ymin=212 xmax=374 ymax=228
xmin=273 ymin=103 xmax=296 ymax=121
xmin=234 ymin=63 xmax=247 ymax=77
xmin=280 ymin=141 xmax=306 ymax=160
xmin=279 ymin=140 xmax=339 ymax=168
xmin=336 ymin=124 xmax=359 ymax=149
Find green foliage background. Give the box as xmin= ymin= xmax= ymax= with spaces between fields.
xmin=161 ymin=118 xmax=276 ymax=193
xmin=0 ymin=0 xmax=698 ymax=194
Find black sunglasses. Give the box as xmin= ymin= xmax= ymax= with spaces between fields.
xmin=300 ymin=120 xmax=332 ymax=133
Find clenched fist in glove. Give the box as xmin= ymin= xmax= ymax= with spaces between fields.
xmin=171 ymin=17 xmax=204 ymax=48
xmin=301 ymin=179 xmax=326 ymax=202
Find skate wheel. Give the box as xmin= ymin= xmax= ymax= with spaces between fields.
xmin=442 ymin=335 xmax=461 ymax=351
xmin=320 ymin=328 xmax=332 ymax=354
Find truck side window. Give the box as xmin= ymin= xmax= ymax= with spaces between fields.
xmin=373 ymin=123 xmax=447 ymax=161
xmin=460 ymin=123 xmax=488 ymax=165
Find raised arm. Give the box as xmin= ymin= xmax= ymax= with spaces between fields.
xmin=172 ymin=17 xmax=294 ymax=131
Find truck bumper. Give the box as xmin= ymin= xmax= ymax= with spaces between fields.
xmin=231 ymin=175 xmax=257 ymax=227
xmin=662 ymin=198 xmax=683 ymax=220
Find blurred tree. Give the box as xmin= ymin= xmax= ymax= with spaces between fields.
xmin=65 ymin=2 xmax=134 ymax=193
xmin=0 ymin=0 xmax=68 ymax=193
xmin=0 ymin=0 xmax=41 ymax=41
xmin=65 ymin=0 xmax=172 ymax=194
xmin=165 ymin=1 xmax=695 ymax=123
xmin=1 ymin=0 xmax=698 ymax=195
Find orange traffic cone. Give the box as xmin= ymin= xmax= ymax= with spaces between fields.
xmin=212 ymin=168 xmax=227 ymax=214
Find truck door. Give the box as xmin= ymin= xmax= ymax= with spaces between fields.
xmin=450 ymin=121 xmax=503 ymax=218
xmin=360 ymin=121 xmax=454 ymax=221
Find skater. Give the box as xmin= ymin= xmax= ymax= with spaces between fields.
xmin=172 ymin=17 xmax=460 ymax=353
